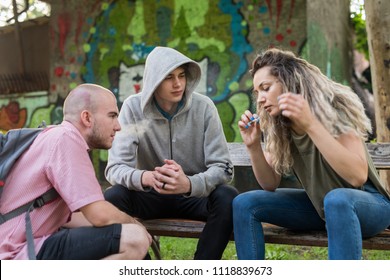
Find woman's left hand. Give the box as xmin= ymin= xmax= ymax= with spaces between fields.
xmin=278 ymin=93 xmax=368 ymax=187
xmin=278 ymin=92 xmax=316 ymax=133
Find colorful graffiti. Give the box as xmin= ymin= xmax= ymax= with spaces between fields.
xmin=83 ymin=0 xmax=252 ymax=141
xmin=0 ymin=91 xmax=63 ymax=133
xmin=0 ymin=101 xmax=27 ymax=131
xmin=0 ymin=0 xmax=307 ymax=180
xmin=0 ymin=101 xmax=27 ymax=130
xmin=79 ymin=0 xmax=305 ymax=141
xmin=41 ymin=0 xmax=306 ymax=139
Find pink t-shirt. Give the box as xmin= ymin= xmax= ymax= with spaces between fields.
xmin=0 ymin=121 xmax=104 ymax=259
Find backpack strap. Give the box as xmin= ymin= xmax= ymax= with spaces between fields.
xmin=25 ymin=188 xmax=59 ymax=260
xmin=0 ymin=188 xmax=59 ymax=225
xmin=0 ymin=188 xmax=59 ymax=260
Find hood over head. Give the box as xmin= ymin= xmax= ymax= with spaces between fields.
xmin=140 ymin=46 xmax=201 ymax=112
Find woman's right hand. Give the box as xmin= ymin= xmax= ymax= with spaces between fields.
xmin=238 ymin=110 xmax=262 ymax=148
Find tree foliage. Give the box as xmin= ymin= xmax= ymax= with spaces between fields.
xmin=350 ymin=2 xmax=369 ymax=59
xmin=0 ymin=0 xmax=50 ymax=26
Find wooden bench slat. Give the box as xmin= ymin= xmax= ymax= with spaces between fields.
xmin=263 ymin=224 xmax=390 ymax=250
xmin=143 ymin=219 xmax=206 ymax=239
xmin=366 ymin=143 xmax=390 ymax=169
xmin=143 ymin=219 xmax=390 ymax=251
xmin=227 ymin=142 xmax=252 ymax=166
xmin=229 ymin=142 xmax=390 ymax=169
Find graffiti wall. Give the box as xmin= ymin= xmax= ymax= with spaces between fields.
xmin=50 ymin=0 xmax=306 ymax=136
xmin=0 ymin=0 xmax=307 ymax=180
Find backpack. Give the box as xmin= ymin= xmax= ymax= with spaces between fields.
xmin=0 ymin=124 xmax=59 ymax=259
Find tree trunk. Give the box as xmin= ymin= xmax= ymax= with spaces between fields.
xmin=306 ymin=0 xmax=352 ymax=84
xmin=365 ymin=0 xmax=390 ymax=189
xmin=12 ymin=0 xmax=26 ymax=75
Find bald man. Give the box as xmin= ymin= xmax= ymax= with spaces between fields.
xmin=0 ymin=84 xmax=152 ymax=260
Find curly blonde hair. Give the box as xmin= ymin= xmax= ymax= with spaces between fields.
xmin=250 ymin=48 xmax=372 ymax=175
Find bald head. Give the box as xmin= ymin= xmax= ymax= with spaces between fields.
xmin=62 ymin=83 xmax=121 ymax=149
xmin=63 ymin=83 xmax=116 ymax=123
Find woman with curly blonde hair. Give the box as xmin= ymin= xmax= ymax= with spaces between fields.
xmin=233 ymin=48 xmax=390 ymax=260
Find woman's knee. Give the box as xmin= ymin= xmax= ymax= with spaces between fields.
xmin=324 ymin=188 xmax=354 ymax=215
xmin=233 ymin=190 xmax=263 ymax=212
xmin=233 ymin=193 xmax=246 ymax=211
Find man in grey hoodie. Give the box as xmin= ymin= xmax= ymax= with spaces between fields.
xmin=104 ymin=46 xmax=238 ymax=259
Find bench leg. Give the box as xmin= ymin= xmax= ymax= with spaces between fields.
xmin=151 ymin=235 xmax=162 ymax=260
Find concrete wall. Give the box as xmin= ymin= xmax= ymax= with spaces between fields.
xmin=0 ymin=17 xmax=50 ymax=75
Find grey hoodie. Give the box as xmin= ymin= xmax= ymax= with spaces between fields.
xmin=105 ymin=47 xmax=233 ymax=197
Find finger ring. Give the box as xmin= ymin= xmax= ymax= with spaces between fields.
xmin=162 ymin=182 xmax=166 ymax=189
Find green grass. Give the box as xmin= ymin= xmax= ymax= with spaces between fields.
xmin=151 ymin=237 xmax=238 ymax=260
xmin=150 ymin=237 xmax=390 ymax=260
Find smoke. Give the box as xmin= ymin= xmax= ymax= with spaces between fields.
xmin=116 ymin=119 xmax=150 ymax=138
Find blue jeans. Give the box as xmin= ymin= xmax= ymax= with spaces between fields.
xmin=233 ymin=183 xmax=390 ymax=260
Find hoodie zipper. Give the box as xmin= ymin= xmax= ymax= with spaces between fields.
xmin=169 ymin=119 xmax=173 ymax=160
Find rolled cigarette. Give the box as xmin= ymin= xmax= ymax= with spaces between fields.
xmin=247 ymin=117 xmax=260 ymax=125
xmin=245 ymin=116 xmax=260 ymax=128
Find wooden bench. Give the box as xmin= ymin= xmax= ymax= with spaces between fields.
xmin=144 ymin=142 xmax=390 ymax=259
